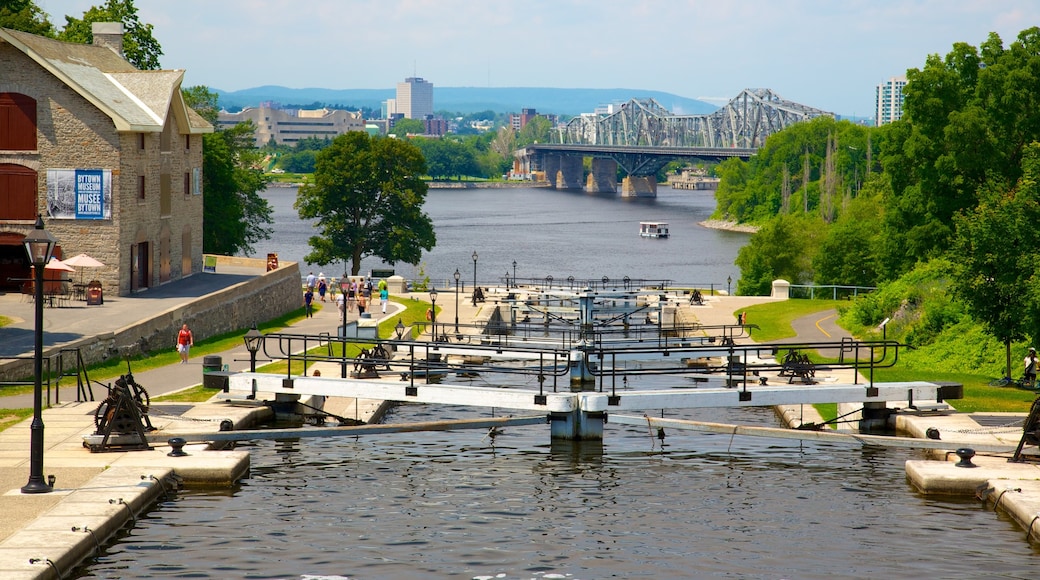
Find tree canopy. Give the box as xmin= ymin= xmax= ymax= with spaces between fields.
xmin=0 ymin=0 xmax=56 ymax=36
xmin=57 ymin=0 xmax=162 ymax=70
xmin=183 ymin=86 xmax=273 ymax=256
xmin=296 ymin=132 xmax=435 ymax=275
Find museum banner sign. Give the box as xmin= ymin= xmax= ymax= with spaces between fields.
xmin=46 ymin=168 xmax=113 ymax=220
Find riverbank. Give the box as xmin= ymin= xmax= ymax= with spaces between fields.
xmin=427 ymin=180 xmax=550 ymax=189
xmin=699 ymin=219 xmax=759 ymax=233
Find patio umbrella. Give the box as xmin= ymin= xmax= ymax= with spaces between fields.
xmin=43 ymin=257 xmax=75 ymax=272
xmin=63 ymin=253 xmax=105 ymax=269
xmin=63 ymin=253 xmax=104 ymax=283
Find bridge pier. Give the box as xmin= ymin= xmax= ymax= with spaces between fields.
xmin=556 ymin=155 xmax=584 ymax=190
xmin=543 ymin=155 xmax=560 ymax=188
xmin=620 ymin=176 xmax=657 ymax=198
xmin=585 ymin=158 xmax=617 ymax=193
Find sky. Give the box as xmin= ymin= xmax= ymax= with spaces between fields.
xmin=40 ymin=0 xmax=1040 ymax=117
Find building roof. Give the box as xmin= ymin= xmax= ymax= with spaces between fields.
xmin=0 ymin=27 xmax=212 ymax=134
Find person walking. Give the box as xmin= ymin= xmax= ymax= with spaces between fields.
xmin=306 ymin=271 xmax=316 ymax=292
xmin=317 ymin=276 xmax=327 ymax=302
xmin=357 ymin=292 xmax=367 ymax=316
xmin=176 ymin=323 xmax=194 ymax=364
xmin=304 ymin=287 xmax=315 ymax=318
xmin=380 ymin=286 xmax=389 ymax=313
xmin=1025 ymin=347 xmax=1037 ymax=387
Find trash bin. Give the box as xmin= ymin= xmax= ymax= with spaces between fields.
xmin=202 ymin=355 xmax=222 ymax=373
xmin=86 ymin=281 xmax=103 ymax=305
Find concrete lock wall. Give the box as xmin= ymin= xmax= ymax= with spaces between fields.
xmin=0 ymin=257 xmax=302 ymax=383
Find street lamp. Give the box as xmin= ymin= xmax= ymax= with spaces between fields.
xmin=727 ymin=275 xmax=732 ymax=296
xmin=395 ymin=319 xmax=406 ymax=340
xmin=471 ymin=251 xmax=478 ymax=305
xmin=429 ymin=287 xmax=438 ymax=341
xmin=453 ymin=268 xmax=461 ymax=333
xmin=243 ymin=323 xmax=263 ymax=372
xmin=512 ymin=260 xmax=517 ymax=288
xmin=341 ymin=270 xmax=349 ymax=338
xmin=22 ymin=214 xmax=57 ymax=494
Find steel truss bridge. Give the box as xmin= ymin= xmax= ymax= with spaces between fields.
xmin=555 ymin=88 xmax=833 ymax=149
xmin=515 ymin=89 xmax=832 ymax=197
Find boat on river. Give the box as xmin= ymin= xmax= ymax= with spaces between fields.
xmin=639 ymin=221 xmax=669 ymax=238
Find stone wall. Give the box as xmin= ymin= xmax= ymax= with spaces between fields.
xmin=0 ymin=257 xmax=301 ymax=383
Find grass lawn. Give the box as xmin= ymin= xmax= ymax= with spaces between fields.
xmin=735 ymin=299 xmax=1039 ymax=416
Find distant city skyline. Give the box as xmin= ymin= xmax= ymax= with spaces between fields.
xmin=44 ymin=0 xmax=1040 ymax=116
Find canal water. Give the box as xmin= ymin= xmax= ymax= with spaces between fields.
xmin=76 ymin=186 xmax=1039 ymax=578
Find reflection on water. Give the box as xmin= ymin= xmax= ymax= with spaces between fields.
xmin=77 ymin=406 xmax=1039 ymax=579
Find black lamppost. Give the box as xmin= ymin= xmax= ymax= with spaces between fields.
xmin=505 ymin=270 xmax=509 ymax=290
xmin=429 ymin=287 xmax=438 ymax=341
xmin=341 ymin=270 xmax=349 ymax=337
xmin=727 ymin=275 xmax=732 ymax=296
xmin=512 ymin=260 xmax=517 ymax=288
xmin=453 ymin=269 xmax=461 ymax=333
xmin=22 ymin=215 xmax=56 ymax=494
xmin=471 ymin=251 xmax=478 ymax=305
xmin=243 ymin=323 xmax=263 ymax=372
xmin=395 ymin=319 xmax=406 ymax=340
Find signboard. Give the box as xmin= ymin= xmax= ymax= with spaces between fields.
xmin=46 ymin=169 xmax=112 ymax=220
xmin=203 ymin=255 xmax=217 ymax=273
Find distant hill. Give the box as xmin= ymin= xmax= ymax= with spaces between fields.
xmin=213 ymin=86 xmax=717 ymax=116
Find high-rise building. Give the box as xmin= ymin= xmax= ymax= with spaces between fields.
xmin=875 ymin=76 xmax=907 ymax=126
xmin=396 ymin=77 xmax=434 ymax=119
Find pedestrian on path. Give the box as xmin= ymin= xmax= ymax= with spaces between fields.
xmin=304 ymin=288 xmax=315 ymax=318
xmin=1025 ymin=347 xmax=1037 ymax=386
xmin=380 ymin=286 xmax=389 ymax=313
xmin=357 ymin=293 xmax=367 ymax=316
xmin=318 ymin=276 xmax=327 ymax=302
xmin=306 ymin=271 xmax=316 ymax=291
xmin=176 ymin=323 xmax=194 ymax=364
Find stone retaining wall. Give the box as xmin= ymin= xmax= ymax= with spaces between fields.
xmin=0 ymin=257 xmax=301 ymax=383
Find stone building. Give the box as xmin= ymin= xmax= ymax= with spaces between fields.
xmin=0 ymin=23 xmax=212 ymax=296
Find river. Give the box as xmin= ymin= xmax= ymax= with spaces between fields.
xmin=75 ymin=186 xmax=1039 ymax=578
xmin=248 ymin=185 xmax=749 ymax=290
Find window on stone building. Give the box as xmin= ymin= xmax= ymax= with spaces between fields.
xmin=0 ymin=164 xmax=37 ymax=219
xmin=160 ymin=121 xmax=172 ymax=152
xmin=184 ymin=172 xmax=190 ymax=196
xmin=0 ymin=93 xmax=37 ymax=151
xmin=185 ymin=134 xmax=190 ymax=150
xmin=160 ymin=173 xmax=171 ymax=215
xmin=139 ymin=133 xmax=145 ymax=149
xmin=138 ymin=175 xmax=145 ymax=200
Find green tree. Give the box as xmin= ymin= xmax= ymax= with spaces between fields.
xmin=296 ymin=132 xmax=435 ymax=276
xmin=734 ymin=214 xmax=820 ymax=295
xmin=951 ymin=143 xmax=1040 ymax=380
xmin=390 ymin=118 xmax=425 ymax=137
xmin=182 ymin=86 xmax=274 ymax=255
xmin=517 ymin=116 xmax=551 ymax=146
xmin=879 ymin=27 xmax=1040 ymax=277
xmin=0 ymin=0 xmax=56 ymax=36
xmin=58 ymin=0 xmax=162 ymax=69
